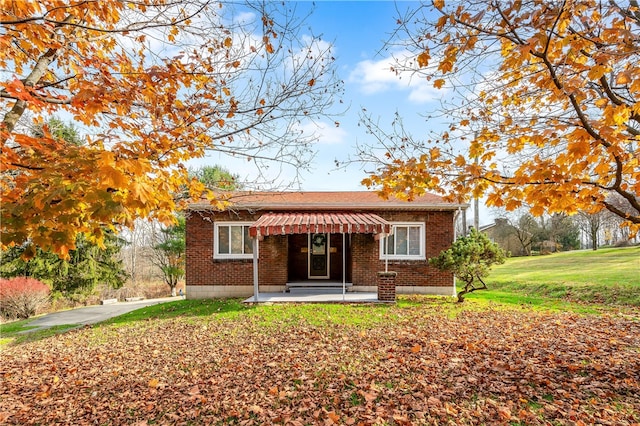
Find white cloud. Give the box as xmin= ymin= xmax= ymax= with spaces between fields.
xmin=348 ymin=53 xmax=445 ymax=104
xmin=232 ymin=11 xmax=256 ymax=25
xmin=349 ymin=58 xmax=399 ymax=94
xmin=298 ymin=120 xmax=348 ymax=145
xmin=406 ymin=80 xmax=443 ymax=103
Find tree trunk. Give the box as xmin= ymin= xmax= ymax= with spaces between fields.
xmin=2 ymin=15 xmax=73 ymax=134
xmin=456 ymin=278 xmax=488 ymax=303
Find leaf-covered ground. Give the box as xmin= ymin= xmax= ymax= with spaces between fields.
xmin=1 ymin=301 xmax=639 ymax=425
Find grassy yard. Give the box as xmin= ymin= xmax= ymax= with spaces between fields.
xmin=1 ymin=298 xmax=639 ymax=425
xmin=1 ymin=247 xmax=638 ymax=425
xmin=469 ymin=246 xmax=640 ymax=306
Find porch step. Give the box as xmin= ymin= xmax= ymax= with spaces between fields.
xmin=288 ymin=287 xmax=346 ymax=295
xmin=285 ymin=282 xmax=353 ymax=293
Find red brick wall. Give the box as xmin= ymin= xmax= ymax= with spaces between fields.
xmin=351 ymin=211 xmax=455 ymax=288
xmin=259 ymin=235 xmax=288 ymax=285
xmin=186 ymin=211 xmax=250 ymax=286
xmin=186 ymin=209 xmax=455 ymax=289
xmin=377 ymin=272 xmax=397 ymax=302
xmin=185 ymin=211 xmax=216 ymax=286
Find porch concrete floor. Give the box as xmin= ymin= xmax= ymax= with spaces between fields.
xmin=243 ymin=291 xmax=383 ymax=303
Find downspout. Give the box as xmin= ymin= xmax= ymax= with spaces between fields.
xmin=385 ymin=228 xmax=391 ymax=273
xmin=252 ymin=237 xmax=259 ymax=302
xmin=342 ymin=232 xmax=346 ymax=301
xmin=452 ymin=207 xmax=462 ymax=298
xmin=385 ymin=240 xmax=389 ymax=273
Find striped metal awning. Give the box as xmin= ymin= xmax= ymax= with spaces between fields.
xmin=249 ymin=212 xmax=391 ymax=238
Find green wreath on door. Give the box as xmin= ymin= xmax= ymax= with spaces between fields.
xmin=312 ymin=234 xmax=326 ymax=248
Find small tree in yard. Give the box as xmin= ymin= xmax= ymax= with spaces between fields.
xmin=150 ymin=217 xmax=185 ymax=297
xmin=0 ymin=277 xmax=50 ymax=320
xmin=430 ymin=228 xmax=506 ymax=303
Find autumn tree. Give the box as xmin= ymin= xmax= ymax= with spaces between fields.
xmin=488 ymin=208 xmax=538 ymax=256
xmin=2 ymin=118 xmax=128 ymax=296
xmin=577 ymin=211 xmax=605 ymax=250
xmin=1 ymin=1 xmax=341 ymax=257
xmin=360 ymin=0 xmax=639 ymax=237
xmin=545 ymin=213 xmax=581 ymax=252
xmin=511 ymin=213 xmax=538 ymax=256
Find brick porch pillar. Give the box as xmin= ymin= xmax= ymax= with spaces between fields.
xmin=377 ymin=271 xmax=397 ymax=302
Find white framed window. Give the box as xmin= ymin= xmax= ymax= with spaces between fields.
xmin=380 ymin=222 xmax=425 ymax=260
xmin=214 ymin=222 xmax=255 ymax=259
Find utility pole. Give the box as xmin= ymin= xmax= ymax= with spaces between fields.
xmin=473 ymin=134 xmax=480 ymax=231
xmin=462 ymin=208 xmax=468 ymax=235
xmin=474 ymin=193 xmax=479 ymax=231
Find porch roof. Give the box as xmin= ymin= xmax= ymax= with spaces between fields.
xmin=249 ymin=212 xmax=391 ymax=238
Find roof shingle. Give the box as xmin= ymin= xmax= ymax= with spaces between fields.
xmin=189 ymin=191 xmax=466 ymax=211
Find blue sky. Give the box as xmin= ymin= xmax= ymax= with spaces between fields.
xmin=203 ymin=1 xmax=439 ymax=190
xmin=301 ymin=1 xmax=433 ymax=190
xmin=194 ymin=1 xmax=490 ymax=224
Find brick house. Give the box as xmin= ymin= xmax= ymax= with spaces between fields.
xmin=186 ymin=191 xmax=466 ymax=299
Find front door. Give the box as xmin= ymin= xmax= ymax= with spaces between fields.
xmin=308 ymin=233 xmax=329 ymax=279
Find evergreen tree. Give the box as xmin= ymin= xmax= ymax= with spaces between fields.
xmin=0 ymin=232 xmax=127 ymax=295
xmin=429 ymin=228 xmax=506 ymax=302
xmin=189 ymin=165 xmax=241 ymax=190
xmin=150 ymin=216 xmax=185 ymax=297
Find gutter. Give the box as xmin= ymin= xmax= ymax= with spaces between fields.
xmin=451 ymin=207 xmax=464 ymax=299
xmin=188 ymin=202 xmax=470 ymax=212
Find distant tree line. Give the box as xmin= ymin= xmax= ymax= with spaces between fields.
xmin=484 ymin=206 xmax=636 ymax=256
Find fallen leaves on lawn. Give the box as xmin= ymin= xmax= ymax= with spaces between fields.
xmin=1 ymin=305 xmax=639 ymax=425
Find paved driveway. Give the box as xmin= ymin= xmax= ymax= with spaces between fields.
xmin=24 ymin=296 xmax=182 ymax=332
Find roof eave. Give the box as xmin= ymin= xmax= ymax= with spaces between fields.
xmin=188 ymin=202 xmax=469 ymax=212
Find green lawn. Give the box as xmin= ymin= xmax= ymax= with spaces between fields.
xmin=2 ymin=246 xmax=639 ymax=425
xmin=469 ymin=246 xmax=640 ymax=305
xmin=1 ymin=298 xmax=639 ymax=425
xmin=2 ymin=246 xmax=637 ymax=345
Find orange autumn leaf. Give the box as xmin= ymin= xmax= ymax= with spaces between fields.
xmin=417 ymin=51 xmax=430 ymax=67
xmin=327 ymin=411 xmax=340 ymax=423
